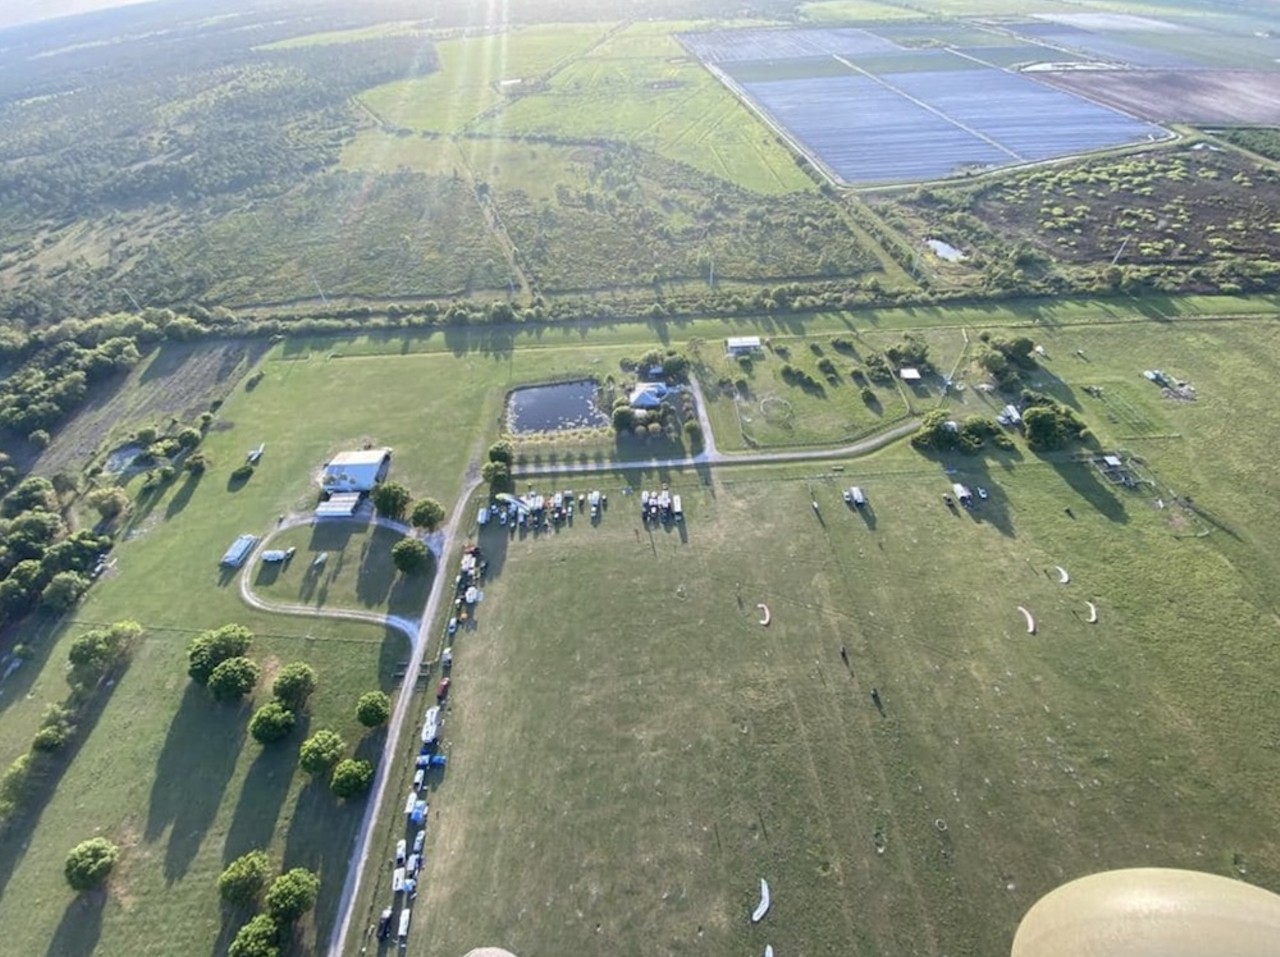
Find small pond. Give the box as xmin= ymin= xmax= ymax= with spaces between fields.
xmin=925 ymin=238 xmax=966 ymax=262
xmin=507 ymin=380 xmax=609 ymax=434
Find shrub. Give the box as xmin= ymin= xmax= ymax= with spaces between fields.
xmin=68 ymin=620 xmax=140 ymax=693
xmin=64 ymin=837 xmax=119 ymax=891
xmin=249 ymin=701 xmax=296 ymax=744
xmin=218 ymin=850 xmax=272 ymax=906
xmin=331 ymin=758 xmax=375 ymax=799
xmin=229 ymin=463 xmax=254 ymax=482
xmin=355 ymin=690 xmax=391 ymax=728
xmin=272 ymin=663 xmax=317 ymax=711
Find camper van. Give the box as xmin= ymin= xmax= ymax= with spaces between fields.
xmin=421 ymin=705 xmax=441 ymax=745
xmin=377 ymin=908 xmax=393 ymax=940
xmin=851 ymin=487 xmax=866 ymax=507
xmin=477 ymin=506 xmax=490 ymax=526
xmin=672 ymin=495 xmax=683 ymax=520
xmin=395 ymin=839 xmax=407 ymax=865
xmin=398 ymin=907 xmax=412 ymax=944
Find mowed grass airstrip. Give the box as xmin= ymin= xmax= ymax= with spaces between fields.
xmin=341 ymin=313 xmax=1280 ymax=957
xmin=4 ymin=306 xmax=1280 ymax=957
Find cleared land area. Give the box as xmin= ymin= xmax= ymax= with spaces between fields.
xmin=1042 ymin=71 xmax=1280 ymax=126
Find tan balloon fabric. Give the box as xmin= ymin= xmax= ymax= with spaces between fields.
xmin=1012 ymin=868 xmax=1280 ymax=957
xmin=462 ymin=950 xmax=519 ymax=957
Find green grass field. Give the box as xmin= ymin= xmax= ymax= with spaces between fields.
xmin=357 ymin=24 xmax=611 ymax=136
xmin=7 ymin=300 xmax=1280 ymax=957
xmin=251 ymin=523 xmax=427 ymax=622
xmin=480 ymin=22 xmax=812 ymax=195
xmin=347 ymin=314 xmax=1280 ymax=957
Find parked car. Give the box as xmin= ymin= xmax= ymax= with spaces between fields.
xmin=447 ymin=617 xmax=458 ymax=636
xmin=395 ymin=839 xmax=407 ymax=866
xmin=413 ymin=829 xmax=425 ymax=853
xmin=406 ymin=853 xmax=420 ymax=877
xmin=377 ymin=908 xmax=393 ymax=940
xmin=977 ymin=486 xmax=989 ymax=500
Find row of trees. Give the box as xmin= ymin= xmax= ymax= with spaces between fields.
xmin=1 ymin=621 xmax=140 ymax=828
xmin=185 ymin=624 xmax=384 ymax=799
xmin=369 ymin=480 xmax=448 ymax=575
xmin=217 ymin=850 xmax=321 ymax=957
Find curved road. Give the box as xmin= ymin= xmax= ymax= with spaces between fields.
xmin=238 ymin=513 xmax=420 ymax=641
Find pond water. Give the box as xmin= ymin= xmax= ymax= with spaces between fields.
xmin=507 ymin=380 xmax=608 ymax=434
xmin=103 ymin=444 xmax=143 ymax=473
xmin=925 ymin=238 xmax=966 ymax=262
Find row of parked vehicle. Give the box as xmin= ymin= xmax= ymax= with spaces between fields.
xmin=377 ymin=549 xmax=470 ymax=947
xmin=639 ymin=484 xmax=683 ymax=524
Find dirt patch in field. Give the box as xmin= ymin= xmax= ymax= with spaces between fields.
xmin=32 ymin=339 xmax=272 ymax=477
xmin=1041 ymin=70 xmax=1280 ymax=125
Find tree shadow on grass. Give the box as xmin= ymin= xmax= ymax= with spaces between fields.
xmin=45 ymin=889 xmax=105 ymax=957
xmin=222 ymin=743 xmax=298 ymax=865
xmin=212 ymin=905 xmax=251 ymax=957
xmin=1044 ymin=456 xmax=1129 ymax=524
xmin=282 ymin=779 xmax=366 ymax=950
xmin=355 ymin=536 xmax=394 ymax=610
xmin=145 ymin=685 xmax=246 ymax=884
xmin=163 ymin=471 xmax=201 ymax=521
xmin=379 ymin=626 xmax=412 ymax=694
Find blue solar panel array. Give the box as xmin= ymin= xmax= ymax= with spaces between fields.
xmin=738 ymin=66 xmax=1163 ymax=184
xmin=679 ymin=27 xmax=901 ymax=63
xmin=887 ymin=70 xmax=1164 ymax=161
xmin=742 ymin=76 xmax=1008 ymax=184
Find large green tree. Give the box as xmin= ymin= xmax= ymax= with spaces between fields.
xmin=355 ymin=690 xmax=391 ymax=728
xmin=208 ymin=656 xmax=260 ymax=702
xmin=218 ymin=850 xmax=272 ymax=906
xmin=371 ymin=481 xmax=411 ymax=520
xmin=410 ymin=497 xmax=445 ymax=531
xmin=331 ymin=758 xmax=375 ymax=799
xmin=264 ymin=868 xmax=320 ymax=923
xmin=298 ymin=729 xmax=346 ymax=776
xmin=391 ymin=538 xmax=429 ymax=575
xmin=228 ymin=914 xmax=279 ymax=957
xmin=272 ymin=662 xmax=317 ymax=711
xmin=188 ymin=624 xmax=252 ymax=685
xmin=249 ymin=701 xmax=295 ymax=744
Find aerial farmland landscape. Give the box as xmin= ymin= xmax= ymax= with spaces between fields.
xmin=0 ymin=1 xmax=1279 ymax=956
